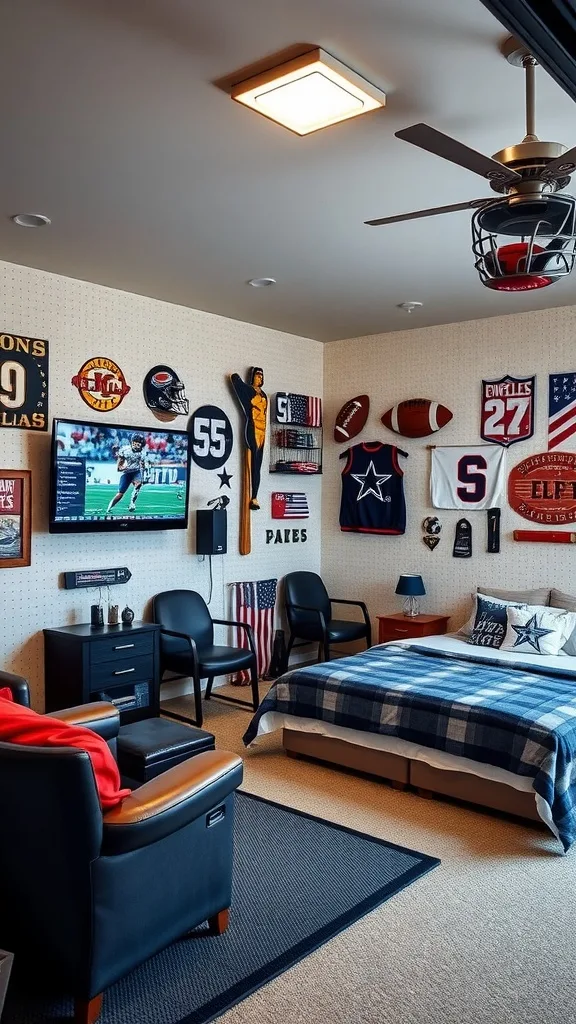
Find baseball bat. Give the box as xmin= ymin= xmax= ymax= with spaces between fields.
xmin=513 ymin=530 xmax=576 ymax=543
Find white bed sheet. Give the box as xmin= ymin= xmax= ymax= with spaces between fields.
xmin=249 ymin=634 xmax=576 ymax=836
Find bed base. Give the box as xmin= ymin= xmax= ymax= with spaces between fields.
xmin=282 ymin=729 xmax=542 ymax=825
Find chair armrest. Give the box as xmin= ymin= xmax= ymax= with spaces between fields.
xmin=211 ymin=618 xmax=257 ymax=656
xmin=159 ymin=628 xmax=199 ymax=669
xmin=102 ymin=750 xmax=243 ymax=854
xmin=287 ymin=603 xmax=327 ymax=633
xmin=0 ymin=670 xmax=30 ymax=707
xmin=47 ymin=701 xmax=120 ymax=742
xmin=330 ymin=598 xmax=370 ymax=618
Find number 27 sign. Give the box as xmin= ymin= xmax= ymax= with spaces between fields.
xmin=481 ymin=375 xmax=535 ymax=448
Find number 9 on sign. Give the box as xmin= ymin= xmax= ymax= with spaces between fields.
xmin=190 ymin=405 xmax=233 ymax=469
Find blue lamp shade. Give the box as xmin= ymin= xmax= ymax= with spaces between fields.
xmin=395 ymin=574 xmax=426 ymax=597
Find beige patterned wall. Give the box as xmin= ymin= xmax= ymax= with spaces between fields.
xmin=0 ymin=260 xmax=322 ymax=706
xmin=322 ymin=305 xmax=576 ymax=634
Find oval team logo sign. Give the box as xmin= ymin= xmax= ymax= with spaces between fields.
xmin=71 ymin=356 xmax=131 ymax=412
xmin=508 ymin=451 xmax=576 ymax=524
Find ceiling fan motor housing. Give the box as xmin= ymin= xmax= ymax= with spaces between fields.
xmin=472 ymin=192 xmax=576 ymax=291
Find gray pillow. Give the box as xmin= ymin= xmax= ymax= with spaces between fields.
xmin=459 ymin=586 xmax=551 ymax=637
xmin=550 ymin=589 xmax=576 ymax=656
xmin=478 ymin=586 xmax=551 ymax=605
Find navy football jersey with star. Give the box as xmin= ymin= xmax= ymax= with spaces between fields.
xmin=339 ymin=442 xmax=406 ymax=535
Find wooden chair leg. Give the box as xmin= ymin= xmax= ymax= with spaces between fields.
xmin=205 ymin=676 xmax=214 ymax=700
xmin=208 ymin=908 xmax=230 ymax=935
xmin=75 ymin=993 xmax=103 ymax=1024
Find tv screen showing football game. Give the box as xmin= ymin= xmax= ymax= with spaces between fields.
xmin=49 ymin=418 xmax=190 ymax=533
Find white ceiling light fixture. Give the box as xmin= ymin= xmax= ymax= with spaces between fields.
xmin=231 ymin=48 xmax=386 ymax=136
xmin=11 ymin=213 xmax=51 ymax=228
xmin=397 ymin=301 xmax=423 ymax=314
xmin=247 ymin=277 xmax=276 ymax=287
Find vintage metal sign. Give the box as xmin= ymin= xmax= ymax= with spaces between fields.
xmin=481 ymin=375 xmax=535 ymax=447
xmin=63 ymin=566 xmax=132 ymax=589
xmin=508 ymin=451 xmax=576 ymax=524
xmin=0 ymin=332 xmax=48 ymax=431
xmin=71 ymin=356 xmax=130 ymax=412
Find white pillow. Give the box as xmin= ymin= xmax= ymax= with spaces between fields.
xmin=500 ymin=606 xmax=576 ymax=657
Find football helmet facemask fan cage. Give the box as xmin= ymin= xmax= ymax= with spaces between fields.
xmin=144 ymin=365 xmax=189 ymax=415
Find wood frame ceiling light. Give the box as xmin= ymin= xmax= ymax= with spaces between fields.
xmin=231 ymin=48 xmax=386 ymax=136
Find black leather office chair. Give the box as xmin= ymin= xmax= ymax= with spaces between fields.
xmin=0 ymin=672 xmax=243 ymax=1024
xmin=153 ymin=590 xmax=259 ymax=728
xmin=284 ymin=571 xmax=371 ymax=665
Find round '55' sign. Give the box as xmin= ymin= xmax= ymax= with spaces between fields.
xmin=189 ymin=405 xmax=234 ymax=470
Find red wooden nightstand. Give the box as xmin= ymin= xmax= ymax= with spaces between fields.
xmin=376 ymin=613 xmax=450 ymax=645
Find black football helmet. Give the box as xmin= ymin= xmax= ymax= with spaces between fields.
xmin=130 ymin=433 xmax=145 ymax=450
xmin=144 ymin=365 xmax=189 ymax=415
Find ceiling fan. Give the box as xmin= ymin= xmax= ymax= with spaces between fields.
xmin=365 ymin=37 xmax=576 ymax=291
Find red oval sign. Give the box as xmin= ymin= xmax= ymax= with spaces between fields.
xmin=508 ymin=451 xmax=576 ymax=524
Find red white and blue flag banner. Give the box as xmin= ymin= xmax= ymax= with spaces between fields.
xmin=275 ymin=392 xmax=322 ymax=427
xmin=230 ymin=579 xmax=277 ymax=683
xmin=548 ymin=372 xmax=576 ymax=451
xmin=271 ymin=492 xmax=310 ymax=519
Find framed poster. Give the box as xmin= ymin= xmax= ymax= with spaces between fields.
xmin=0 ymin=470 xmax=31 ymax=568
xmin=0 ymin=333 xmax=49 ymax=431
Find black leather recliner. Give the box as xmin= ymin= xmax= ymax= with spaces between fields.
xmin=284 ymin=571 xmax=371 ymax=665
xmin=153 ymin=589 xmax=259 ymax=728
xmin=0 ymin=671 xmax=243 ymax=1024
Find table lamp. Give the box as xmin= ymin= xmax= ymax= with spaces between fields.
xmin=395 ymin=574 xmax=425 ymax=617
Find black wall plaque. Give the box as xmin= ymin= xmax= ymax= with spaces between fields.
xmin=63 ymin=567 xmax=132 ymax=590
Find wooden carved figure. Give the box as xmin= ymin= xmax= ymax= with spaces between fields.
xmin=230 ymin=367 xmax=268 ymax=555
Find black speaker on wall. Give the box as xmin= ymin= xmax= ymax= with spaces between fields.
xmin=196 ymin=509 xmax=227 ymax=555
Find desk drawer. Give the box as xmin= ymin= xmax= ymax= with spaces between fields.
xmin=90 ymin=653 xmax=153 ymax=689
xmin=90 ymin=632 xmax=154 ymax=666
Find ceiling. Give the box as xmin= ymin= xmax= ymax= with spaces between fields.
xmin=2 ymin=0 xmax=576 ymax=342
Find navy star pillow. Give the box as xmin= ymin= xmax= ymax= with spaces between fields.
xmin=468 ymin=595 xmax=525 ymax=649
xmin=500 ymin=606 xmax=576 ymax=657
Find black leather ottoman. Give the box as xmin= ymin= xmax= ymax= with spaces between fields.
xmin=117 ymin=718 xmax=216 ymax=784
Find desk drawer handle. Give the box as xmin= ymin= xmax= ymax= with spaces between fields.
xmin=114 ymin=643 xmax=135 ymax=650
xmin=394 ymin=628 xmax=409 ymax=633
xmin=113 ymin=667 xmax=135 ymax=675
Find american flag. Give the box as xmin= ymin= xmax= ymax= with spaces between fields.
xmin=278 ymin=393 xmax=322 ymax=427
xmin=230 ymin=579 xmax=277 ymax=683
xmin=548 ymin=372 xmax=576 ymax=450
xmin=271 ymin=492 xmax=310 ymax=519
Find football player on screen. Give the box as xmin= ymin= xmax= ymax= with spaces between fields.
xmin=105 ymin=433 xmax=148 ymax=514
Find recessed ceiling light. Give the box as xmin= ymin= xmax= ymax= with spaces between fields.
xmin=11 ymin=213 xmax=51 ymax=228
xmin=231 ymin=48 xmax=386 ymax=136
xmin=247 ymin=277 xmax=276 ymax=288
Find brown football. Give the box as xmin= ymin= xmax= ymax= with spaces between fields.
xmin=334 ymin=395 xmax=370 ymax=442
xmin=381 ymin=399 xmax=453 ymax=438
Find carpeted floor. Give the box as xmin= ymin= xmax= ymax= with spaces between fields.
xmin=163 ymin=683 xmax=576 ymax=1024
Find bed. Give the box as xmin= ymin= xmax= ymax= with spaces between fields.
xmin=243 ymin=634 xmax=576 ymax=851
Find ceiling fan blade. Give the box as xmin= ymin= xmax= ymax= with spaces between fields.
xmin=365 ymin=200 xmax=489 ymax=227
xmin=540 ymin=145 xmax=576 ymax=182
xmin=396 ymin=123 xmax=522 ymax=185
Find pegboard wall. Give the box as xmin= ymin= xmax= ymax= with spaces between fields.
xmin=0 ymin=260 xmax=323 ymax=707
xmin=322 ymin=304 xmax=576 ymax=634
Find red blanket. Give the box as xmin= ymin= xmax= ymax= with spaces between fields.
xmin=0 ymin=695 xmax=130 ymax=810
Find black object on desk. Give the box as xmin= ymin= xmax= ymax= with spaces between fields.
xmin=43 ymin=621 xmax=160 ymax=723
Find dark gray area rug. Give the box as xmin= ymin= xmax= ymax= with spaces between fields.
xmin=4 ymin=792 xmax=439 ymax=1024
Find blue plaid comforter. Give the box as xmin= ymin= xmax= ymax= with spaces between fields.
xmin=243 ymin=644 xmax=576 ymax=851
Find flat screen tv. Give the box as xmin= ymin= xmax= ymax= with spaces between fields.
xmin=49 ymin=417 xmax=190 ymax=533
